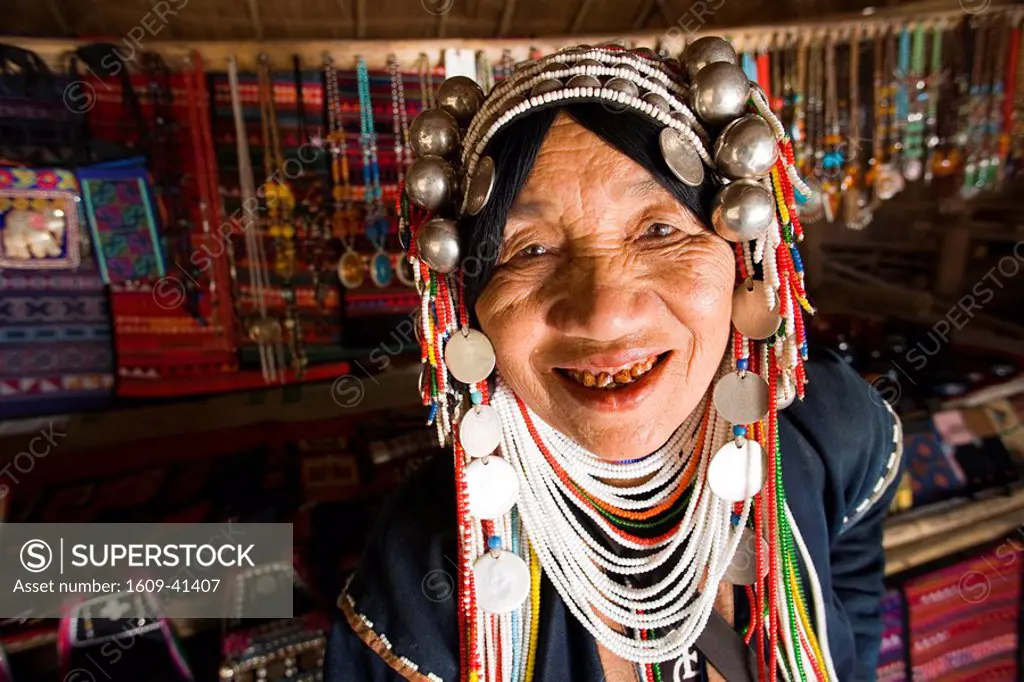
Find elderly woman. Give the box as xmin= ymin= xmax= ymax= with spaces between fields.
xmin=327 ymin=38 xmax=903 ymax=682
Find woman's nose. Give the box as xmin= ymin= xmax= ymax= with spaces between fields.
xmin=547 ymin=261 xmax=659 ymax=343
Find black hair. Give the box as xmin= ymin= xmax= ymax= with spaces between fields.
xmin=460 ymin=103 xmax=719 ymax=323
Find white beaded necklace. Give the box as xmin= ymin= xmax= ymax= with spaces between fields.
xmin=489 ymin=368 xmax=751 ymax=665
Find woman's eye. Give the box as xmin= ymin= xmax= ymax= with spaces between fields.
xmin=642 ymin=223 xmax=677 ymax=239
xmin=514 ymin=244 xmax=549 ymax=259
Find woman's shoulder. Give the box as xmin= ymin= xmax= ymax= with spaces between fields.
xmin=328 ymin=452 xmax=461 ymax=681
xmin=780 ymin=348 xmax=903 ymax=532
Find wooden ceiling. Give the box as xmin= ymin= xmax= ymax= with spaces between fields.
xmin=7 ymin=0 xmax=928 ymax=42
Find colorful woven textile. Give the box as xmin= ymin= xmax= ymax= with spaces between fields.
xmin=0 ymin=173 xmax=114 ymax=417
xmin=0 ymin=166 xmax=81 ymax=269
xmin=876 ymin=589 xmax=907 ymax=682
xmin=904 ymin=543 xmax=1022 ymax=682
xmin=77 ymin=161 xmax=166 ymax=283
xmin=902 ymin=417 xmax=968 ymax=506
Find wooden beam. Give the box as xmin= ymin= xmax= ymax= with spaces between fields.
xmin=331 ymin=0 xmax=347 ymax=39
xmin=497 ymin=0 xmax=518 ymax=37
xmin=652 ymin=0 xmax=674 ymax=26
xmin=244 ymin=0 xmax=264 ymax=40
xmin=47 ymin=0 xmax=71 ymax=36
xmin=438 ymin=9 xmax=449 ymax=39
xmin=356 ymin=0 xmax=367 ymax=39
xmin=631 ymin=0 xmax=656 ymax=30
xmin=570 ymin=0 xmax=595 ymax=34
xmin=935 ymin=224 xmax=971 ymax=298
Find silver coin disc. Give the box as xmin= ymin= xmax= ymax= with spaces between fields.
xmin=444 ymin=329 xmax=496 ymax=384
xmin=713 ymin=371 xmax=770 ymax=425
xmin=465 ymin=456 xmax=519 ymax=519
xmin=732 ymin=279 xmax=782 ymax=340
xmin=473 ymin=550 xmax=531 ymax=614
xmin=707 ymin=438 xmax=766 ymax=502
xmin=659 ymin=127 xmax=705 ymax=187
xmin=459 ymin=404 xmax=503 ymax=459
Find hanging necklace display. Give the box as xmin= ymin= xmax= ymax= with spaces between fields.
xmin=325 ymin=55 xmax=365 ymax=290
xmin=230 ymin=55 xmax=285 ymax=383
xmin=1002 ymin=22 xmax=1023 ymax=182
xmin=902 ymin=24 xmax=927 ymax=181
xmin=960 ymin=23 xmax=988 ymax=199
xmin=416 ymin=53 xmax=436 ymax=109
xmin=794 ymin=36 xmax=827 ymax=223
xmin=924 ymin=26 xmax=945 ymax=183
xmin=476 ymin=50 xmax=495 ymax=94
xmin=257 ymin=55 xmax=298 ymax=282
xmin=983 ymin=23 xmax=1009 ymax=191
xmin=389 ymin=55 xmax=416 ymax=288
xmin=257 ymin=54 xmax=306 ymax=375
xmin=820 ymin=34 xmax=842 ymax=223
xmin=873 ymin=29 xmax=905 ymax=202
xmin=498 ymin=49 xmax=515 ymax=83
xmin=357 ymin=57 xmax=394 ymax=288
xmin=843 ymin=28 xmax=872 ymax=230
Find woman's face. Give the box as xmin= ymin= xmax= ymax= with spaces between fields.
xmin=475 ymin=114 xmax=735 ymax=460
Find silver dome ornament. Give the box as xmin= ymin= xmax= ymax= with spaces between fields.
xmin=613 ymin=62 xmax=640 ymax=78
xmin=659 ymin=128 xmax=705 ymax=187
xmin=711 ymin=179 xmax=775 ymax=242
xmin=530 ymin=79 xmax=563 ymax=97
xmin=633 ymin=47 xmax=660 ymax=61
xmin=416 ymin=218 xmax=461 ymax=274
xmin=567 ymin=74 xmax=602 ymax=89
xmin=406 ymin=155 xmax=454 ymax=211
xmin=604 ymin=77 xmax=639 ymax=98
xmin=436 ymin=76 xmax=485 ymax=127
xmin=689 ymin=62 xmax=749 ymax=125
xmin=573 ymin=58 xmax=603 ymax=69
xmin=684 ymin=36 xmax=739 ymax=80
xmin=714 ymin=115 xmax=779 ymax=179
xmin=465 ymin=156 xmax=496 ymax=216
xmin=408 ymin=109 xmax=461 ymax=159
xmin=498 ymin=94 xmax=526 ymax=118
xmin=643 ymin=92 xmax=671 ymax=112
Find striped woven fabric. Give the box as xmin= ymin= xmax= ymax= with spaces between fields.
xmin=904 ymin=543 xmax=1022 ymax=682
xmin=876 ymin=589 xmax=908 ymax=682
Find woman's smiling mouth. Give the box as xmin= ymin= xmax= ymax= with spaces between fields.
xmin=557 ymin=352 xmax=668 ymax=389
xmin=550 ymin=351 xmax=673 ymax=412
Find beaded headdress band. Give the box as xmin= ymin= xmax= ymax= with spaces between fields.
xmin=397 ymin=36 xmax=823 ymax=682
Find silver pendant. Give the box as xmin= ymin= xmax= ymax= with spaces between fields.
xmin=337 ymin=250 xmax=365 ymax=289
xmin=902 ymin=158 xmax=923 ymax=182
xmin=465 ymin=456 xmax=519 ymax=519
xmin=731 ymin=279 xmax=781 ymax=340
xmin=459 ymin=404 xmax=502 ymax=459
xmin=707 ymin=438 xmax=765 ymax=502
xmin=713 ymin=371 xmax=770 ymax=425
xmin=659 ymin=127 xmax=705 ymax=187
xmin=723 ymin=527 xmax=769 ymax=585
xmin=874 ymin=164 xmax=904 ymax=201
xmin=473 ymin=550 xmax=531 ymax=614
xmin=465 ymin=156 xmax=496 ymax=217
xmin=444 ymin=328 xmax=496 ymax=384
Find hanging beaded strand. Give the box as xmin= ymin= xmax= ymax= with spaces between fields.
xmin=357 ymin=57 xmax=395 ymax=288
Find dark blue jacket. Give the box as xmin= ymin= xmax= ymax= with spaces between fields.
xmin=325 ymin=351 xmax=904 ymax=681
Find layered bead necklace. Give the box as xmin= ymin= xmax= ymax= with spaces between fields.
xmin=489 ymin=377 xmax=750 ymax=664
xmin=356 ymin=57 xmax=394 ymax=288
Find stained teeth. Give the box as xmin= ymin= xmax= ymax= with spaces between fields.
xmin=563 ymin=355 xmax=662 ymax=389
